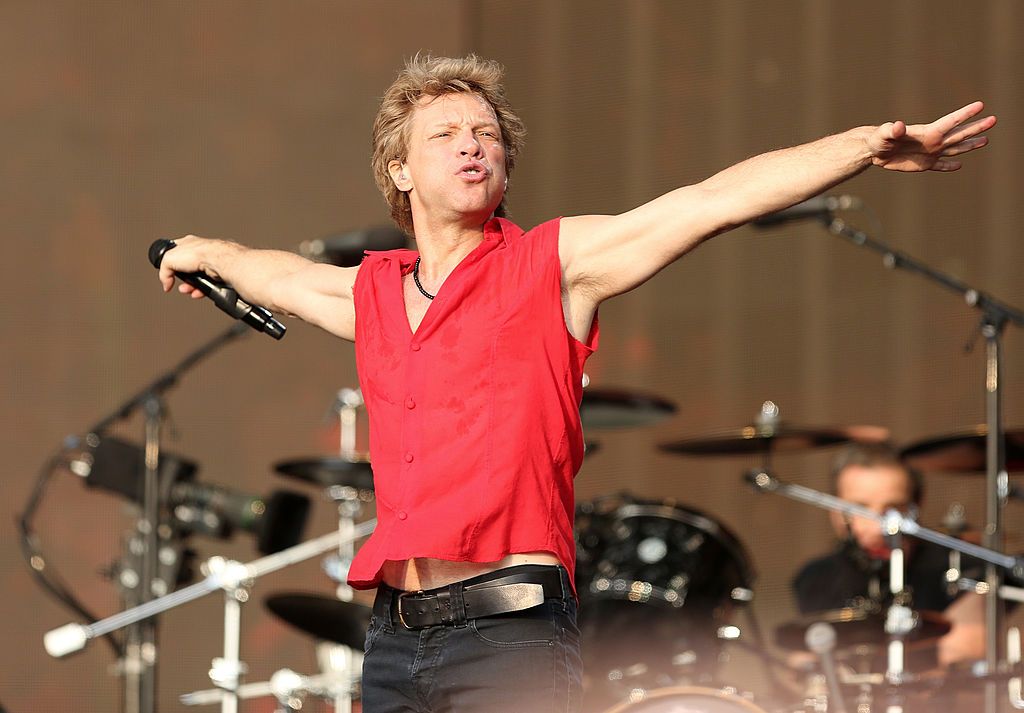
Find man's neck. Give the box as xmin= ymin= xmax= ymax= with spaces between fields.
xmin=412 ymin=220 xmax=489 ymax=279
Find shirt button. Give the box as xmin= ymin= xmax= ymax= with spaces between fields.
xmin=405 ymin=397 xmax=415 ymax=409
xmin=404 ymin=453 xmax=414 ymax=463
xmin=397 ymin=511 xmax=408 ymax=520
xmin=410 ymin=343 xmax=421 ymax=352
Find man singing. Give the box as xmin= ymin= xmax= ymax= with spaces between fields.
xmin=156 ymin=54 xmax=995 ymax=712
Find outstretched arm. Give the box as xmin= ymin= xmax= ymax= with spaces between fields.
xmin=157 ymin=235 xmax=359 ymax=341
xmin=559 ymin=101 xmax=996 ymax=314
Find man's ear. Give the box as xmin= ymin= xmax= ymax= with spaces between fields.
xmin=388 ymin=160 xmax=411 ymax=192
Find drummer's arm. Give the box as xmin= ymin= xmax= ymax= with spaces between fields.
xmin=937 ymin=592 xmax=986 ymax=666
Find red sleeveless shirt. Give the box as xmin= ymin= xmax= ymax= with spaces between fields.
xmin=347 ymin=217 xmax=599 ymax=589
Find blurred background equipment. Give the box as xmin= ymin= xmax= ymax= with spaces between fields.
xmin=298 ymin=225 xmax=408 ymax=267
xmin=72 ymin=434 xmax=311 ymax=556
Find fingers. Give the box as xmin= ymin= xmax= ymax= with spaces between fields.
xmin=932 ymin=100 xmax=985 ymax=134
xmin=931 ymin=158 xmax=963 ymax=172
xmin=876 ymin=120 xmax=906 ymax=142
xmin=941 ymin=135 xmax=989 ymax=157
xmin=178 ymin=282 xmax=205 ymax=299
xmin=942 ymin=114 xmax=997 ymax=148
xmin=160 ymin=268 xmax=175 ymax=292
xmin=158 ymin=234 xmax=206 ymax=296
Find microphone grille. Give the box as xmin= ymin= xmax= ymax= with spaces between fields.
xmin=805 ymin=621 xmax=837 ymax=654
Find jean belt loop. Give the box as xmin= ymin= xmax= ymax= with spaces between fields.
xmin=558 ymin=566 xmax=571 ymax=601
xmin=449 ymin=581 xmax=468 ymax=628
xmin=383 ymin=585 xmax=398 ymax=630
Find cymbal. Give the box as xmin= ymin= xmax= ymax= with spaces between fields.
xmin=580 ymin=388 xmax=677 ymax=429
xmin=659 ymin=423 xmax=890 ymax=456
xmin=274 ymin=456 xmax=374 ymax=490
xmin=265 ymin=593 xmax=371 ymax=649
xmin=774 ymin=607 xmax=950 ymax=653
xmin=900 ymin=426 xmax=1024 ymax=473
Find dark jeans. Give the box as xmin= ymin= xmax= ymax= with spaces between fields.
xmin=362 ymin=565 xmax=582 ymax=713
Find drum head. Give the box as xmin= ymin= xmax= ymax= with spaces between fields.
xmin=603 ymin=686 xmax=768 ymax=713
xmin=575 ymin=496 xmax=756 ymax=709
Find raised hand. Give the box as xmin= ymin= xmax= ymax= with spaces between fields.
xmin=869 ymin=100 xmax=996 ymax=172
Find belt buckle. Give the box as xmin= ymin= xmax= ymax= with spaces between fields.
xmin=395 ymin=590 xmax=422 ymax=629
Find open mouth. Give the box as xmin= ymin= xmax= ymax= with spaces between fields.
xmin=457 ymin=161 xmax=489 ymax=179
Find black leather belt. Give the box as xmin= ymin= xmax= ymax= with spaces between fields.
xmin=375 ymin=565 xmax=566 ymax=630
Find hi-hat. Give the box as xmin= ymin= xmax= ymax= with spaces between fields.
xmin=580 ymin=388 xmax=677 ymax=430
xmin=660 ymin=423 xmax=890 ymax=456
xmin=274 ymin=456 xmax=374 ymax=490
xmin=265 ymin=593 xmax=371 ymax=649
xmin=900 ymin=426 xmax=1024 ymax=473
xmin=774 ymin=607 xmax=950 ymax=652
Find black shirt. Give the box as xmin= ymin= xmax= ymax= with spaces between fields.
xmin=792 ymin=540 xmax=975 ymax=614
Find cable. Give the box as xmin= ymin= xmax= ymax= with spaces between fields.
xmin=17 ymin=443 xmax=124 ymax=658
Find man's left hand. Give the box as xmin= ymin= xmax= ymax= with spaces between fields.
xmin=869 ymin=100 xmax=996 ymax=172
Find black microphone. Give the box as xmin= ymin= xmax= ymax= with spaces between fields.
xmin=752 ymin=195 xmax=862 ymax=228
xmin=298 ymin=226 xmax=407 ymax=267
xmin=149 ymin=239 xmax=286 ymax=340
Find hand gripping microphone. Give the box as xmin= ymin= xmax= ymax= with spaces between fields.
xmin=149 ymin=239 xmax=286 ymax=340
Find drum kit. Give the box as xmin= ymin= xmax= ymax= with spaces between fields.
xmin=572 ymin=398 xmax=1024 ymax=713
xmin=38 ymin=382 xmax=1024 ymax=713
xmin=167 ymin=386 xmax=1021 ymax=713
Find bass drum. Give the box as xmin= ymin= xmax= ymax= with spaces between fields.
xmin=575 ymin=495 xmax=755 ymax=709
xmin=603 ymin=686 xmax=768 ymax=713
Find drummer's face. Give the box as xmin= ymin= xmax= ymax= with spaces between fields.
xmin=832 ymin=464 xmax=915 ymax=557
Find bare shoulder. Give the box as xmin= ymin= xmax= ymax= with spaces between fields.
xmin=557 ymin=214 xmax=615 ymax=270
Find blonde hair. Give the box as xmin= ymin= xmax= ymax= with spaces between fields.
xmin=371 ymin=54 xmax=527 ymax=236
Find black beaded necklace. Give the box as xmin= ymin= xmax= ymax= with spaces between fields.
xmin=412 ymin=257 xmax=435 ymax=300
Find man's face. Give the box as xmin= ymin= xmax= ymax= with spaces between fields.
xmin=830 ymin=463 xmax=915 ymax=559
xmin=390 ymin=92 xmax=507 ymax=230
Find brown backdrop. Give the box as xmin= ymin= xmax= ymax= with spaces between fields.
xmin=2 ymin=1 xmax=1022 ymax=711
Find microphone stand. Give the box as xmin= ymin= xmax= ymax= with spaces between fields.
xmin=820 ymin=214 xmax=1024 ymax=713
xmin=747 ymin=469 xmax=1023 ymax=577
xmin=79 ymin=322 xmax=250 ymax=713
xmin=883 ymin=530 xmax=911 ymax=713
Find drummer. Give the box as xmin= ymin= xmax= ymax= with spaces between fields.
xmin=792 ymin=442 xmax=985 ymax=666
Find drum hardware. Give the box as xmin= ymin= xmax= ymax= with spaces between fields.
xmin=744 ymin=469 xmax=1022 ymax=579
xmin=274 ymin=455 xmax=374 ymax=490
xmin=180 ymin=665 xmax=361 ymax=712
xmin=772 ymin=210 xmax=1024 ymax=713
xmin=277 ymin=385 xmax=374 ymax=602
xmin=774 ymin=608 xmax=950 ymax=654
xmin=749 ymin=467 xmax=1024 ymax=711
xmin=575 ymin=493 xmax=756 ymax=711
xmin=600 ymin=685 xmax=770 ymax=712
xmin=658 ymin=405 xmax=890 ymax=457
xmin=19 ymin=323 xmax=257 ymax=713
xmin=264 ymin=593 xmax=371 ymax=650
xmin=1009 ymin=627 xmax=1024 ymax=709
xmin=579 ymin=385 xmax=678 ymax=430
xmin=956 ymin=577 xmax=1024 ymax=603
xmin=805 ymin=622 xmax=848 ymax=713
xmin=44 ymin=522 xmax=375 ymax=713
xmin=900 ymin=426 xmax=1024 ymax=474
